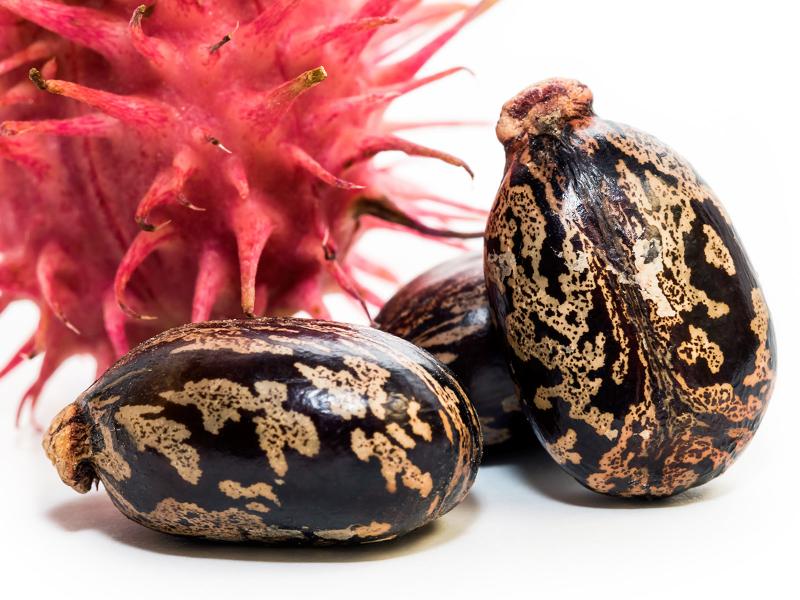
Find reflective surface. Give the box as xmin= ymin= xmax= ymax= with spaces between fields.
xmin=485 ymin=79 xmax=776 ymax=497
xmin=44 ymin=319 xmax=482 ymax=544
xmin=377 ymin=253 xmax=531 ymax=448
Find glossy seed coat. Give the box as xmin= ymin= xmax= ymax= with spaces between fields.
xmin=44 ymin=318 xmax=482 ymax=544
xmin=377 ymin=253 xmax=528 ymax=447
xmin=485 ymin=78 xmax=776 ymax=497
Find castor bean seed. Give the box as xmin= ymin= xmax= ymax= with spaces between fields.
xmin=377 ymin=252 xmax=528 ymax=448
xmin=485 ymin=78 xmax=775 ymax=497
xmin=43 ymin=318 xmax=482 ymax=544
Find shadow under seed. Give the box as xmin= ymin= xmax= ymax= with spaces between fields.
xmin=47 ymin=492 xmax=482 ymax=562
xmin=509 ymin=446 xmax=733 ymax=509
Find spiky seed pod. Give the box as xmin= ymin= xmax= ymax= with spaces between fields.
xmin=0 ymin=0 xmax=494 ymax=423
xmin=43 ymin=318 xmax=482 ymax=545
xmin=377 ymin=253 xmax=529 ymax=448
xmin=485 ymin=79 xmax=776 ymax=497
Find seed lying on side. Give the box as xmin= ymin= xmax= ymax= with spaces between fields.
xmin=43 ymin=318 xmax=482 ymax=544
xmin=485 ymin=78 xmax=776 ymax=498
xmin=377 ymin=253 xmax=528 ymax=448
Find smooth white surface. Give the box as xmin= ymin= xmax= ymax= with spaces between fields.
xmin=1 ymin=1 xmax=798 ymax=598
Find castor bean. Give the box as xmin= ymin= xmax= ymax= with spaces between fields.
xmin=43 ymin=318 xmax=482 ymax=544
xmin=376 ymin=252 xmax=528 ymax=447
xmin=484 ymin=78 xmax=775 ymax=497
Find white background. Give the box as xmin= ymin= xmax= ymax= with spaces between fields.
xmin=1 ymin=1 xmax=798 ymax=598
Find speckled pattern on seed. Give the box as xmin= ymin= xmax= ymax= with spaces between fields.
xmin=484 ymin=78 xmax=776 ymax=498
xmin=377 ymin=253 xmax=529 ymax=447
xmin=44 ymin=318 xmax=482 ymax=544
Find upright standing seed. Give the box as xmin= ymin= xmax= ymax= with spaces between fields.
xmin=485 ymin=78 xmax=776 ymax=497
xmin=44 ymin=318 xmax=482 ymax=544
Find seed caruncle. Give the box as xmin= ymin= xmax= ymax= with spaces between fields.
xmin=485 ymin=78 xmax=776 ymax=497
xmin=43 ymin=318 xmax=482 ymax=544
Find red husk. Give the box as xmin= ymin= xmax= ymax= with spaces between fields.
xmin=0 ymin=0 xmax=492 ymax=422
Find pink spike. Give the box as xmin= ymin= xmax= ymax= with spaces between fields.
xmin=102 ymin=288 xmax=129 ymax=356
xmin=390 ymin=2 xmax=469 ymax=32
xmin=230 ymin=198 xmax=274 ymax=317
xmin=325 ymin=257 xmax=372 ymax=322
xmin=282 ymin=143 xmax=364 ymax=190
xmin=134 ymin=146 xmax=199 ymax=230
xmin=243 ymin=0 xmax=301 ymax=39
xmin=0 ymin=40 xmax=53 ymax=76
xmin=299 ymin=16 xmax=398 ymax=51
xmin=16 ymin=378 xmax=41 ymax=428
xmin=405 ymin=197 xmax=487 ymax=218
xmin=239 ymin=66 xmax=328 ymax=134
xmin=378 ymin=0 xmax=498 ymax=84
xmin=400 ymin=212 xmax=448 ymax=228
xmin=14 ymin=309 xmax=63 ymax=428
xmin=40 ymin=56 xmax=58 ymax=78
xmin=404 ymin=205 xmax=486 ymax=222
xmin=0 ymin=137 xmax=49 ymax=178
xmin=339 ymin=1 xmax=402 ymax=58
xmin=315 ymin=90 xmax=402 ymax=126
xmin=384 ymin=119 xmax=489 ymax=131
xmin=349 ymin=253 xmax=399 ymax=285
xmin=28 ymin=68 xmax=177 ymax=131
xmin=375 ymin=174 xmax=487 ymax=215
xmin=393 ymin=66 xmax=469 ymax=94
xmin=114 ymin=224 xmax=177 ymax=319
xmin=16 ymin=346 xmax=60 ymax=429
xmin=0 ymin=0 xmax=131 ymax=62
xmin=223 ymin=156 xmax=250 ymax=199
xmin=399 ymin=2 xmax=469 ymax=25
xmin=0 ymin=332 xmax=36 ymax=379
xmin=1 ymin=113 xmax=118 ymax=137
xmin=362 ymin=217 xmax=473 ymax=249
xmin=36 ymin=242 xmax=80 ymax=335
xmin=129 ymin=4 xmax=182 ymax=70
xmin=93 ymin=343 xmax=116 ymax=379
xmin=412 ymin=198 xmax=487 ymax=218
xmin=372 ymin=3 xmax=468 ymax=59
xmin=192 ymin=241 xmax=229 ymax=323
xmin=390 ymin=0 xmax=427 ymax=15
xmin=352 ymin=276 xmax=385 ymax=308
xmin=344 ymin=134 xmax=473 ymax=177
xmin=0 ymin=57 xmax=56 ymax=107
xmin=357 ymin=0 xmax=400 ymax=18
xmin=318 ymin=67 xmax=465 ymax=125
xmin=353 ymin=196 xmax=483 ymax=238
xmin=0 ymin=81 xmax=36 ymax=107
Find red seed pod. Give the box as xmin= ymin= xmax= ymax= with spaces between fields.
xmin=0 ymin=0 xmax=495 ymax=422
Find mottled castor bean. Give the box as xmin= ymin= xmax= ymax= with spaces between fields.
xmin=44 ymin=318 xmax=482 ymax=544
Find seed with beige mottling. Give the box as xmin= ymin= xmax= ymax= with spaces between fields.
xmin=486 ymin=78 xmax=775 ymax=498
xmin=42 ymin=318 xmax=482 ymax=545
